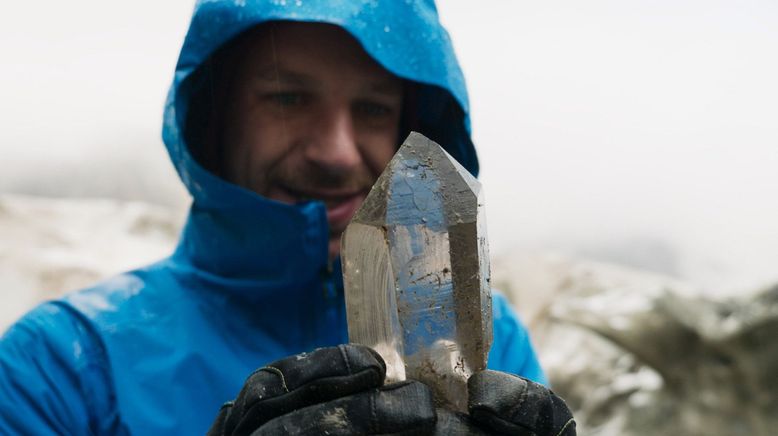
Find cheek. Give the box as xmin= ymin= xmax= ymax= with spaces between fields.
xmin=362 ymin=136 xmax=399 ymax=175
xmin=355 ymin=109 xmax=401 ymax=173
xmin=233 ymin=107 xmax=290 ymax=156
xmin=224 ymin=111 xmax=289 ymax=186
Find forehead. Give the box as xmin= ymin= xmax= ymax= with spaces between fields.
xmin=238 ymin=21 xmax=400 ymax=84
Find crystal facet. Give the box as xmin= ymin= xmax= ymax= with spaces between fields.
xmin=342 ymin=132 xmax=493 ymax=411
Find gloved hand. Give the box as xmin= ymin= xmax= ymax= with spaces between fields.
xmin=208 ymin=344 xmax=575 ymax=435
xmin=433 ymin=370 xmax=576 ymax=436
xmin=207 ymin=344 xmax=436 ymax=435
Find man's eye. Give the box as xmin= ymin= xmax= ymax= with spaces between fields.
xmin=354 ymin=101 xmax=392 ymax=118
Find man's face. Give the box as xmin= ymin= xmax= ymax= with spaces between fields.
xmin=221 ymin=22 xmax=403 ymax=260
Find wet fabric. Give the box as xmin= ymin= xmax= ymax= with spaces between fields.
xmin=0 ymin=1 xmax=547 ymax=434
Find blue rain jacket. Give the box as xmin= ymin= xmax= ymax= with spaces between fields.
xmin=0 ymin=1 xmax=547 ymax=434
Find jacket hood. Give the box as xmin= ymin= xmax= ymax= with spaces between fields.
xmin=162 ymin=0 xmax=478 ymax=290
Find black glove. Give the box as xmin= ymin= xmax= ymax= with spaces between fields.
xmin=456 ymin=370 xmax=576 ymax=436
xmin=207 ymin=344 xmax=436 ymax=435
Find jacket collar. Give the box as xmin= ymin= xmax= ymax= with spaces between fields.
xmin=171 ymin=198 xmax=329 ymax=291
xmin=166 ymin=138 xmax=331 ymax=298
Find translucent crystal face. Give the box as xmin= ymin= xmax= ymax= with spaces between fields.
xmin=342 ymin=132 xmax=492 ymax=411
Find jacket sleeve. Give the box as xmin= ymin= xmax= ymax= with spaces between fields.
xmin=487 ymin=292 xmax=549 ymax=386
xmin=0 ymin=302 xmax=125 ymax=435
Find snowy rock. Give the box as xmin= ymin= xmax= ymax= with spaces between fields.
xmin=0 ymin=194 xmax=184 ymax=330
xmin=493 ymin=253 xmax=778 ymax=436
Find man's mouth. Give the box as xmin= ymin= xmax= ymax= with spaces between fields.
xmin=323 ymin=193 xmax=364 ymax=231
xmin=280 ymin=186 xmax=366 ymax=232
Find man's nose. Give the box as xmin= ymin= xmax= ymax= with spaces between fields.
xmin=304 ymin=105 xmax=362 ymax=170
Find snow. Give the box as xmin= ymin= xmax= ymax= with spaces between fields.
xmin=0 ymin=194 xmax=185 ymax=330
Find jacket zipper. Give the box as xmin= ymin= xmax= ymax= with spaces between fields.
xmin=320 ymin=261 xmax=345 ymax=345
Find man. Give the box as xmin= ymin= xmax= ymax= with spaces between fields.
xmin=0 ymin=1 xmax=574 ymax=434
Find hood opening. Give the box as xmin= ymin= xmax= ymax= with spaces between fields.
xmin=180 ymin=21 xmax=477 ymax=191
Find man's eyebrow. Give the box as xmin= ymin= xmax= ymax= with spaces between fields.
xmin=254 ymin=66 xmax=313 ymax=85
xmin=254 ymin=65 xmax=402 ymax=96
xmin=365 ymin=80 xmax=403 ymax=97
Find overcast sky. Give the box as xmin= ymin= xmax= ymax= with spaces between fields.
xmin=1 ymin=0 xmax=777 ymax=292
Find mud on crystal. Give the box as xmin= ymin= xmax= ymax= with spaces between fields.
xmin=342 ymin=132 xmax=492 ymax=412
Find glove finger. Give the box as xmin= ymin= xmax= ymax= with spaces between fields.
xmin=206 ymin=402 xmax=233 ymax=436
xmin=433 ymin=408 xmax=489 ymax=436
xmin=227 ymin=344 xmax=386 ymax=435
xmin=253 ymin=380 xmax=436 ymax=436
xmin=468 ymin=370 xmax=576 ymax=436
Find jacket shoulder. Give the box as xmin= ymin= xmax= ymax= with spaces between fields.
xmin=487 ymin=292 xmax=548 ymax=385
xmin=0 ymin=301 xmax=126 ymax=434
xmin=60 ymin=262 xmax=182 ymax=325
xmin=62 ymin=271 xmax=150 ymax=317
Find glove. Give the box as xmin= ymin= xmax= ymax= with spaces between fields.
xmin=443 ymin=369 xmax=576 ymax=436
xmin=207 ymin=344 xmax=436 ymax=435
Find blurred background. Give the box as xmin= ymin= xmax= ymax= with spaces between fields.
xmin=2 ymin=0 xmax=777 ymax=294
xmin=2 ymin=1 xmax=777 ymax=434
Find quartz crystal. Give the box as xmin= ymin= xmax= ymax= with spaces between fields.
xmin=341 ymin=132 xmax=493 ymax=412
